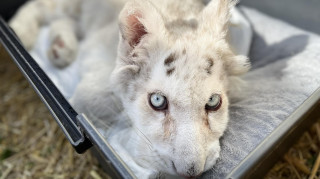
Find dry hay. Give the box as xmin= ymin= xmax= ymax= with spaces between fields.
xmin=266 ymin=119 xmax=320 ymax=179
xmin=0 ymin=46 xmax=110 ymax=179
xmin=0 ymin=45 xmax=320 ymax=179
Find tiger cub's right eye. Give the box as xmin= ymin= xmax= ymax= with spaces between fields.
xmin=149 ymin=93 xmax=168 ymax=111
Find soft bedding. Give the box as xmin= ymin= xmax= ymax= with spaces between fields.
xmin=204 ymin=7 xmax=320 ymax=177
xmin=29 ymin=6 xmax=320 ymax=178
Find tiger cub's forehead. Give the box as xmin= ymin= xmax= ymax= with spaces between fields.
xmin=158 ymin=47 xmax=222 ymax=81
xmin=147 ymin=47 xmax=224 ymax=106
xmin=147 ymin=45 xmax=224 ymax=95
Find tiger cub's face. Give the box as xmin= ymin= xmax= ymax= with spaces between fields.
xmin=111 ymin=0 xmax=250 ymax=177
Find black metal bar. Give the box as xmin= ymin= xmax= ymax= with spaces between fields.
xmin=77 ymin=114 xmax=137 ymax=179
xmin=226 ymin=87 xmax=320 ymax=179
xmin=0 ymin=16 xmax=92 ymax=153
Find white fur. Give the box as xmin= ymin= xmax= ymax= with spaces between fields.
xmin=10 ymin=0 xmax=252 ymax=178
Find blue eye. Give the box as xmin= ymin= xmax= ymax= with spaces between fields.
xmin=205 ymin=94 xmax=221 ymax=111
xmin=149 ymin=93 xmax=168 ymax=110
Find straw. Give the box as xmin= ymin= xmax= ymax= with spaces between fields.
xmin=0 ymin=46 xmax=110 ymax=179
xmin=266 ymin=119 xmax=320 ymax=178
xmin=309 ymin=152 xmax=320 ymax=179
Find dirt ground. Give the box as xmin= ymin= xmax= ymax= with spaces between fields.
xmin=0 ymin=45 xmax=319 ymax=178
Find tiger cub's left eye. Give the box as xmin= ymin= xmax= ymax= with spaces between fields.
xmin=205 ymin=94 xmax=221 ymax=111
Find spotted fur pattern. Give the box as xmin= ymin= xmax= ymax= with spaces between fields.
xmin=10 ymin=0 xmax=251 ymax=178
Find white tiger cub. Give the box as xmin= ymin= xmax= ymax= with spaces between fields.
xmin=10 ymin=0 xmax=252 ymax=178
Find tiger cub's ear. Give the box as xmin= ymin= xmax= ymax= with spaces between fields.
xmin=199 ymin=0 xmax=235 ymax=40
xmin=225 ymin=55 xmax=250 ymax=76
xmin=114 ymin=0 xmax=167 ymax=93
xmin=118 ymin=0 xmax=166 ymax=49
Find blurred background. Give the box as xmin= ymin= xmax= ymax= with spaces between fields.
xmin=0 ymin=0 xmax=27 ymax=21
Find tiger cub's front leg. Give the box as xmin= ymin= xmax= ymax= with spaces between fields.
xmin=47 ymin=17 xmax=78 ymax=68
xmin=9 ymin=0 xmax=56 ymax=50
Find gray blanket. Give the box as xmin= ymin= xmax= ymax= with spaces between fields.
xmin=203 ymin=7 xmax=320 ymax=178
